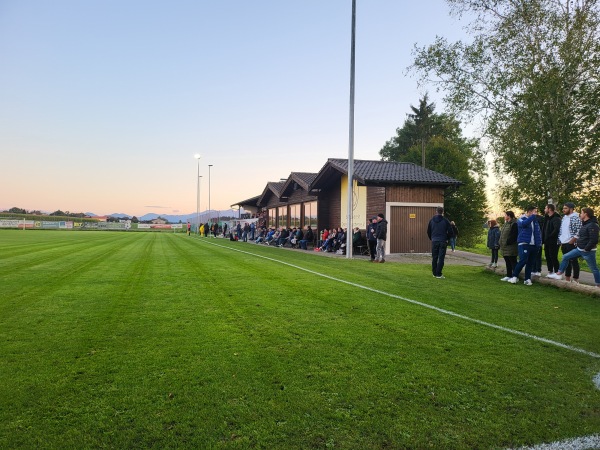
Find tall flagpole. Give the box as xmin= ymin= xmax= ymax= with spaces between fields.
xmin=346 ymin=0 xmax=356 ymax=259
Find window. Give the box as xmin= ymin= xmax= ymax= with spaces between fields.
xmin=290 ymin=204 xmax=300 ymax=228
xmin=303 ymin=201 xmax=317 ymax=228
xmin=278 ymin=206 xmax=288 ymax=228
xmin=268 ymin=209 xmax=276 ymax=228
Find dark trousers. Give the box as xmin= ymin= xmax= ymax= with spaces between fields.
xmin=368 ymin=240 xmax=377 ymax=260
xmin=560 ymin=243 xmax=580 ymax=279
xmin=545 ymin=241 xmax=560 ymax=273
xmin=503 ymin=255 xmax=517 ymax=277
xmin=490 ymin=248 xmax=499 ymax=264
xmin=533 ymin=246 xmax=543 ymax=272
xmin=431 ymin=241 xmax=447 ymax=276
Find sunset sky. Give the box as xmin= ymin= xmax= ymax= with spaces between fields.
xmin=0 ymin=1 xmax=474 ymax=217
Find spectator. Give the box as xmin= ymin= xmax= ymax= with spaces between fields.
xmin=366 ymin=217 xmax=377 ymax=262
xmin=299 ymin=226 xmax=314 ymax=250
xmin=508 ymin=206 xmax=542 ymax=286
xmin=543 ymin=204 xmax=562 ymax=277
xmin=548 ymin=207 xmax=599 ymax=287
xmin=449 ymin=221 xmax=459 ymax=252
xmin=374 ymin=213 xmax=388 ymax=263
xmin=487 ymin=220 xmax=501 ymax=268
xmin=427 ymin=207 xmax=453 ymax=279
xmin=558 ymin=201 xmax=582 ymax=283
xmin=499 ymin=211 xmax=518 ymax=281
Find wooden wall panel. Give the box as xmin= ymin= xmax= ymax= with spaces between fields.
xmin=386 ymin=185 xmax=445 ymax=203
xmin=390 ymin=205 xmax=437 ymax=253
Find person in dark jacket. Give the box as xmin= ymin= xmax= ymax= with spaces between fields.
xmin=449 ymin=221 xmax=459 ymax=252
xmin=367 ymin=217 xmax=378 ymax=262
xmin=299 ymin=226 xmax=314 ymax=250
xmin=499 ymin=211 xmax=518 ymax=281
xmin=374 ymin=213 xmax=388 ymax=263
xmin=486 ymin=220 xmax=501 ymax=268
xmin=508 ymin=206 xmax=542 ymax=286
xmin=543 ymin=204 xmax=562 ymax=276
xmin=548 ymin=207 xmax=599 ymax=287
xmin=427 ymin=207 xmax=454 ymax=278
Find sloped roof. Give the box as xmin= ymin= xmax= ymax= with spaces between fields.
xmin=256 ymin=181 xmax=287 ymax=206
xmin=311 ymin=158 xmax=462 ymax=188
xmin=230 ymin=195 xmax=260 ymax=208
xmin=281 ymin=172 xmax=318 ymax=196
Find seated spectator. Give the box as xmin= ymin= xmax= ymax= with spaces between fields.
xmin=265 ymin=228 xmax=278 ymax=245
xmin=291 ymin=227 xmax=303 ymax=248
xmin=276 ymin=227 xmax=290 ymax=247
xmin=254 ymin=227 xmax=267 ymax=244
xmin=299 ymin=226 xmax=314 ymax=250
xmin=321 ymin=229 xmax=337 ymax=252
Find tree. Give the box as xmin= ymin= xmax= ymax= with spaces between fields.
xmin=380 ymin=96 xmax=487 ymax=247
xmin=9 ymin=207 xmax=27 ymax=214
xmin=410 ymin=0 xmax=600 ymax=209
xmin=50 ymin=210 xmax=65 ymax=216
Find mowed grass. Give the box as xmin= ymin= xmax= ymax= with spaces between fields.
xmin=1 ymin=231 xmax=599 ymax=449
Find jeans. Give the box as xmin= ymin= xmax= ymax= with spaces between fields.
xmin=449 ymin=237 xmax=456 ymax=251
xmin=376 ymin=239 xmax=386 ymax=261
xmin=431 ymin=241 xmax=447 ymax=276
xmin=513 ymin=244 xmax=538 ymax=281
xmin=534 ymin=246 xmax=543 ymax=272
xmin=561 ymin=243 xmax=580 ymax=279
xmin=559 ymin=248 xmax=599 ymax=284
xmin=299 ymin=239 xmax=309 ymax=250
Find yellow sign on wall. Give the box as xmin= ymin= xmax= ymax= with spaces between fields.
xmin=340 ymin=175 xmax=367 ymax=229
xmin=409 ymin=214 xmax=416 ymax=219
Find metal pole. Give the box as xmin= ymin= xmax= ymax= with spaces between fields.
xmin=196 ymin=159 xmax=200 ymax=233
xmin=208 ymin=164 xmax=213 ymax=225
xmin=346 ymin=0 xmax=356 ymax=259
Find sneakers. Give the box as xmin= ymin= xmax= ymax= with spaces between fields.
xmin=508 ymin=277 xmax=518 ymax=284
xmin=546 ymin=273 xmax=563 ymax=280
xmin=545 ymin=272 xmax=555 ymax=278
xmin=491 ymin=263 xmax=498 ymax=268
xmin=532 ymin=272 xmax=541 ymax=277
xmin=435 ymin=275 xmax=445 ymax=279
xmin=524 ymin=279 xmax=533 ymax=286
xmin=500 ymin=276 xmax=510 ymax=281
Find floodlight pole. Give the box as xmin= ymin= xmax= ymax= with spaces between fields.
xmin=208 ymin=164 xmax=213 ymax=225
xmin=346 ymin=0 xmax=356 ymax=259
xmin=194 ymin=154 xmax=201 ymax=234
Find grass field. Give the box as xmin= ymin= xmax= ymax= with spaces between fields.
xmin=1 ymin=230 xmax=599 ymax=449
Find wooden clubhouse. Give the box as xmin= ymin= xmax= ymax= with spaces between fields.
xmin=232 ymin=158 xmax=461 ymax=254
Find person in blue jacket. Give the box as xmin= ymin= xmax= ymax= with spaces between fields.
xmin=508 ymin=205 xmax=542 ymax=286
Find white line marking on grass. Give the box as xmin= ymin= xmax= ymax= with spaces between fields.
xmin=509 ymin=434 xmax=600 ymax=450
xmin=200 ymin=239 xmax=600 ymax=360
xmin=594 ymin=372 xmax=600 ymax=390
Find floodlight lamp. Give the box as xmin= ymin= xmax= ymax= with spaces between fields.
xmin=194 ymin=154 xmax=201 ymax=160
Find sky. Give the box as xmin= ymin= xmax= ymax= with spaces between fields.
xmin=0 ymin=0 xmax=475 ymax=217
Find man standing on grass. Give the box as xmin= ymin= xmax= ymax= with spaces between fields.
xmin=427 ymin=206 xmax=453 ymax=279
xmin=508 ymin=206 xmax=542 ymax=286
xmin=543 ymin=204 xmax=562 ymax=277
xmin=558 ymin=201 xmax=582 ymax=283
xmin=367 ymin=217 xmax=378 ymax=262
xmin=374 ymin=213 xmax=387 ymax=263
xmin=548 ymin=207 xmax=600 ymax=288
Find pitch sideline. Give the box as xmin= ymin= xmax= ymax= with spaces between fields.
xmin=198 ymin=238 xmax=600 ymax=360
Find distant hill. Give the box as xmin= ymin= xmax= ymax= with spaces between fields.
xmin=105 ymin=209 xmax=245 ymax=223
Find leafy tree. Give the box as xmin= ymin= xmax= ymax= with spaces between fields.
xmin=410 ymin=0 xmax=600 ymax=209
xmin=50 ymin=210 xmax=65 ymax=216
xmin=131 ymin=216 xmax=139 ymax=223
xmin=9 ymin=207 xmax=27 ymax=214
xmin=380 ymin=96 xmax=487 ymax=247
